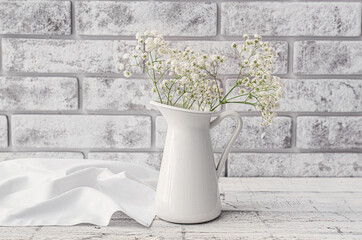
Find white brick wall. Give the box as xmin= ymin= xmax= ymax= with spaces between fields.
xmin=0 ymin=0 xmax=361 ymax=177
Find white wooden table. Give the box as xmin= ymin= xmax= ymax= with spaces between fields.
xmin=1 ymin=178 xmax=362 ymax=240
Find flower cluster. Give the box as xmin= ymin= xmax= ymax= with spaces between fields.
xmin=226 ymin=34 xmax=283 ymax=125
xmin=121 ymin=31 xmax=283 ymax=125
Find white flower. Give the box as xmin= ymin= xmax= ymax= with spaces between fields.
xmin=119 ymin=63 xmax=124 ymax=70
xmin=183 ymin=62 xmax=190 ymax=69
xmin=154 ymin=37 xmax=161 ymax=44
xmin=123 ymin=53 xmax=130 ymax=59
xmin=136 ymin=32 xmax=142 ymax=40
xmin=191 ymin=73 xmax=199 ymax=81
xmin=175 ymin=67 xmax=183 ymax=75
xmin=118 ymin=30 xmax=282 ymax=118
xmin=243 ymin=34 xmax=249 ymax=39
xmin=145 ymin=43 xmax=155 ymax=52
xmin=171 ymin=60 xmax=178 ymax=67
xmin=157 ymin=47 xmax=168 ymax=56
xmin=210 ymin=55 xmax=218 ymax=61
xmin=254 ymin=34 xmax=261 ymax=39
xmin=154 ymin=62 xmax=160 ymax=69
xmin=135 ymin=45 xmax=142 ymax=51
xmin=123 ymin=71 xmax=132 ymax=78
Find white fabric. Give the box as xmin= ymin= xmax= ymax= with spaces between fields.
xmin=0 ymin=158 xmax=159 ymax=227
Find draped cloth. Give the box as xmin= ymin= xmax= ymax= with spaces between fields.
xmin=0 ymin=158 xmax=159 ymax=227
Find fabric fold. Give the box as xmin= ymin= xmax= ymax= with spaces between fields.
xmin=0 ymin=158 xmax=159 ymax=227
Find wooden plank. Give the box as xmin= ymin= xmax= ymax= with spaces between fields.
xmin=220 ymin=178 xmax=362 ymax=192
xmin=221 ymin=192 xmax=362 ymax=212
xmin=183 ymin=211 xmax=362 ymax=239
xmin=0 ymin=178 xmax=361 ymax=240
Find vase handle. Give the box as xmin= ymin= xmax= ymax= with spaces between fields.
xmin=210 ymin=111 xmax=243 ymax=178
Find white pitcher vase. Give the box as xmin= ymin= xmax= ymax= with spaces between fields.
xmin=151 ymin=101 xmax=243 ymax=223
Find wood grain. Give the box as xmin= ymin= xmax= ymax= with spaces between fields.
xmin=1 ymin=178 xmax=361 ymax=240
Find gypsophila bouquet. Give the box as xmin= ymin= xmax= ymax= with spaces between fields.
xmin=120 ymin=30 xmax=283 ymax=126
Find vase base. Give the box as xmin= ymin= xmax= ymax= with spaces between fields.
xmin=156 ymin=209 xmax=222 ymax=224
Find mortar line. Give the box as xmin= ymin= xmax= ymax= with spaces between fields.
xmin=66 ymin=0 xmax=362 ymax=2
xmin=3 ymin=110 xmax=362 ymax=115
xmin=288 ymin=39 xmax=298 ymax=150
xmin=0 ymin=36 xmax=2 ymax=73
xmin=70 ymin=0 xmax=78 ymax=40
xmin=77 ymin=75 xmax=87 ymax=112
xmin=5 ymin=71 xmax=362 ymax=79
xmin=1 ymin=35 xmax=362 ymax=41
xmin=0 ymin=148 xmax=360 ymax=154
xmin=6 ymin=115 xmax=11 ymax=148
xmin=216 ymin=1 xmax=221 ymax=38
xmin=150 ymin=115 xmax=157 ymax=149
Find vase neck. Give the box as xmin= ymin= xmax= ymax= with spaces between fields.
xmin=157 ymin=104 xmax=212 ymax=129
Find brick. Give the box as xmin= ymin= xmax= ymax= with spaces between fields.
xmin=2 ymin=39 xmax=137 ymax=73
xmin=294 ymin=41 xmax=362 ymax=74
xmin=212 ymin=116 xmax=292 ymax=150
xmin=170 ymin=41 xmax=287 ymax=74
xmin=12 ymin=115 xmax=151 ymax=149
xmin=280 ymin=79 xmax=362 ymax=112
xmin=156 ymin=116 xmax=292 ymax=150
xmin=0 ymin=1 xmax=71 ymax=35
xmin=225 ymin=79 xmax=362 ymax=112
xmin=0 ymin=152 xmax=84 ymax=162
xmin=88 ymin=152 xmax=162 ymax=170
xmin=83 ymin=78 xmax=155 ymax=111
xmin=0 ymin=77 xmax=78 ymax=111
xmin=0 ymin=116 xmax=7 ymax=148
xmin=76 ymin=1 xmax=216 ymax=36
xmin=297 ymin=117 xmax=362 ymax=149
xmin=228 ymin=153 xmax=362 ymax=177
xmin=221 ymin=2 xmax=361 ymax=36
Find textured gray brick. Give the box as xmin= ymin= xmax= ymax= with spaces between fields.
xmin=170 ymin=41 xmax=287 ymax=74
xmin=228 ymin=153 xmax=362 ymax=177
xmin=294 ymin=41 xmax=362 ymax=74
xmin=297 ymin=117 xmax=362 ymax=149
xmin=0 ymin=1 xmax=71 ymax=35
xmin=2 ymin=39 xmax=137 ymax=73
xmin=76 ymin=1 xmax=216 ymax=36
xmin=156 ymin=116 xmax=292 ymax=150
xmin=221 ymin=2 xmax=361 ymax=36
xmin=226 ymin=79 xmax=362 ymax=112
xmin=280 ymin=79 xmax=362 ymax=112
xmin=212 ymin=116 xmax=292 ymax=150
xmin=88 ymin=152 xmax=162 ymax=170
xmin=0 ymin=116 xmax=7 ymax=148
xmin=83 ymin=78 xmax=155 ymax=111
xmin=0 ymin=152 xmax=84 ymax=162
xmin=0 ymin=77 xmax=78 ymax=111
xmin=12 ymin=115 xmax=151 ymax=149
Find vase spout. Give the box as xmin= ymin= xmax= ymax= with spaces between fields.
xmin=152 ymin=101 xmax=212 ymax=128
